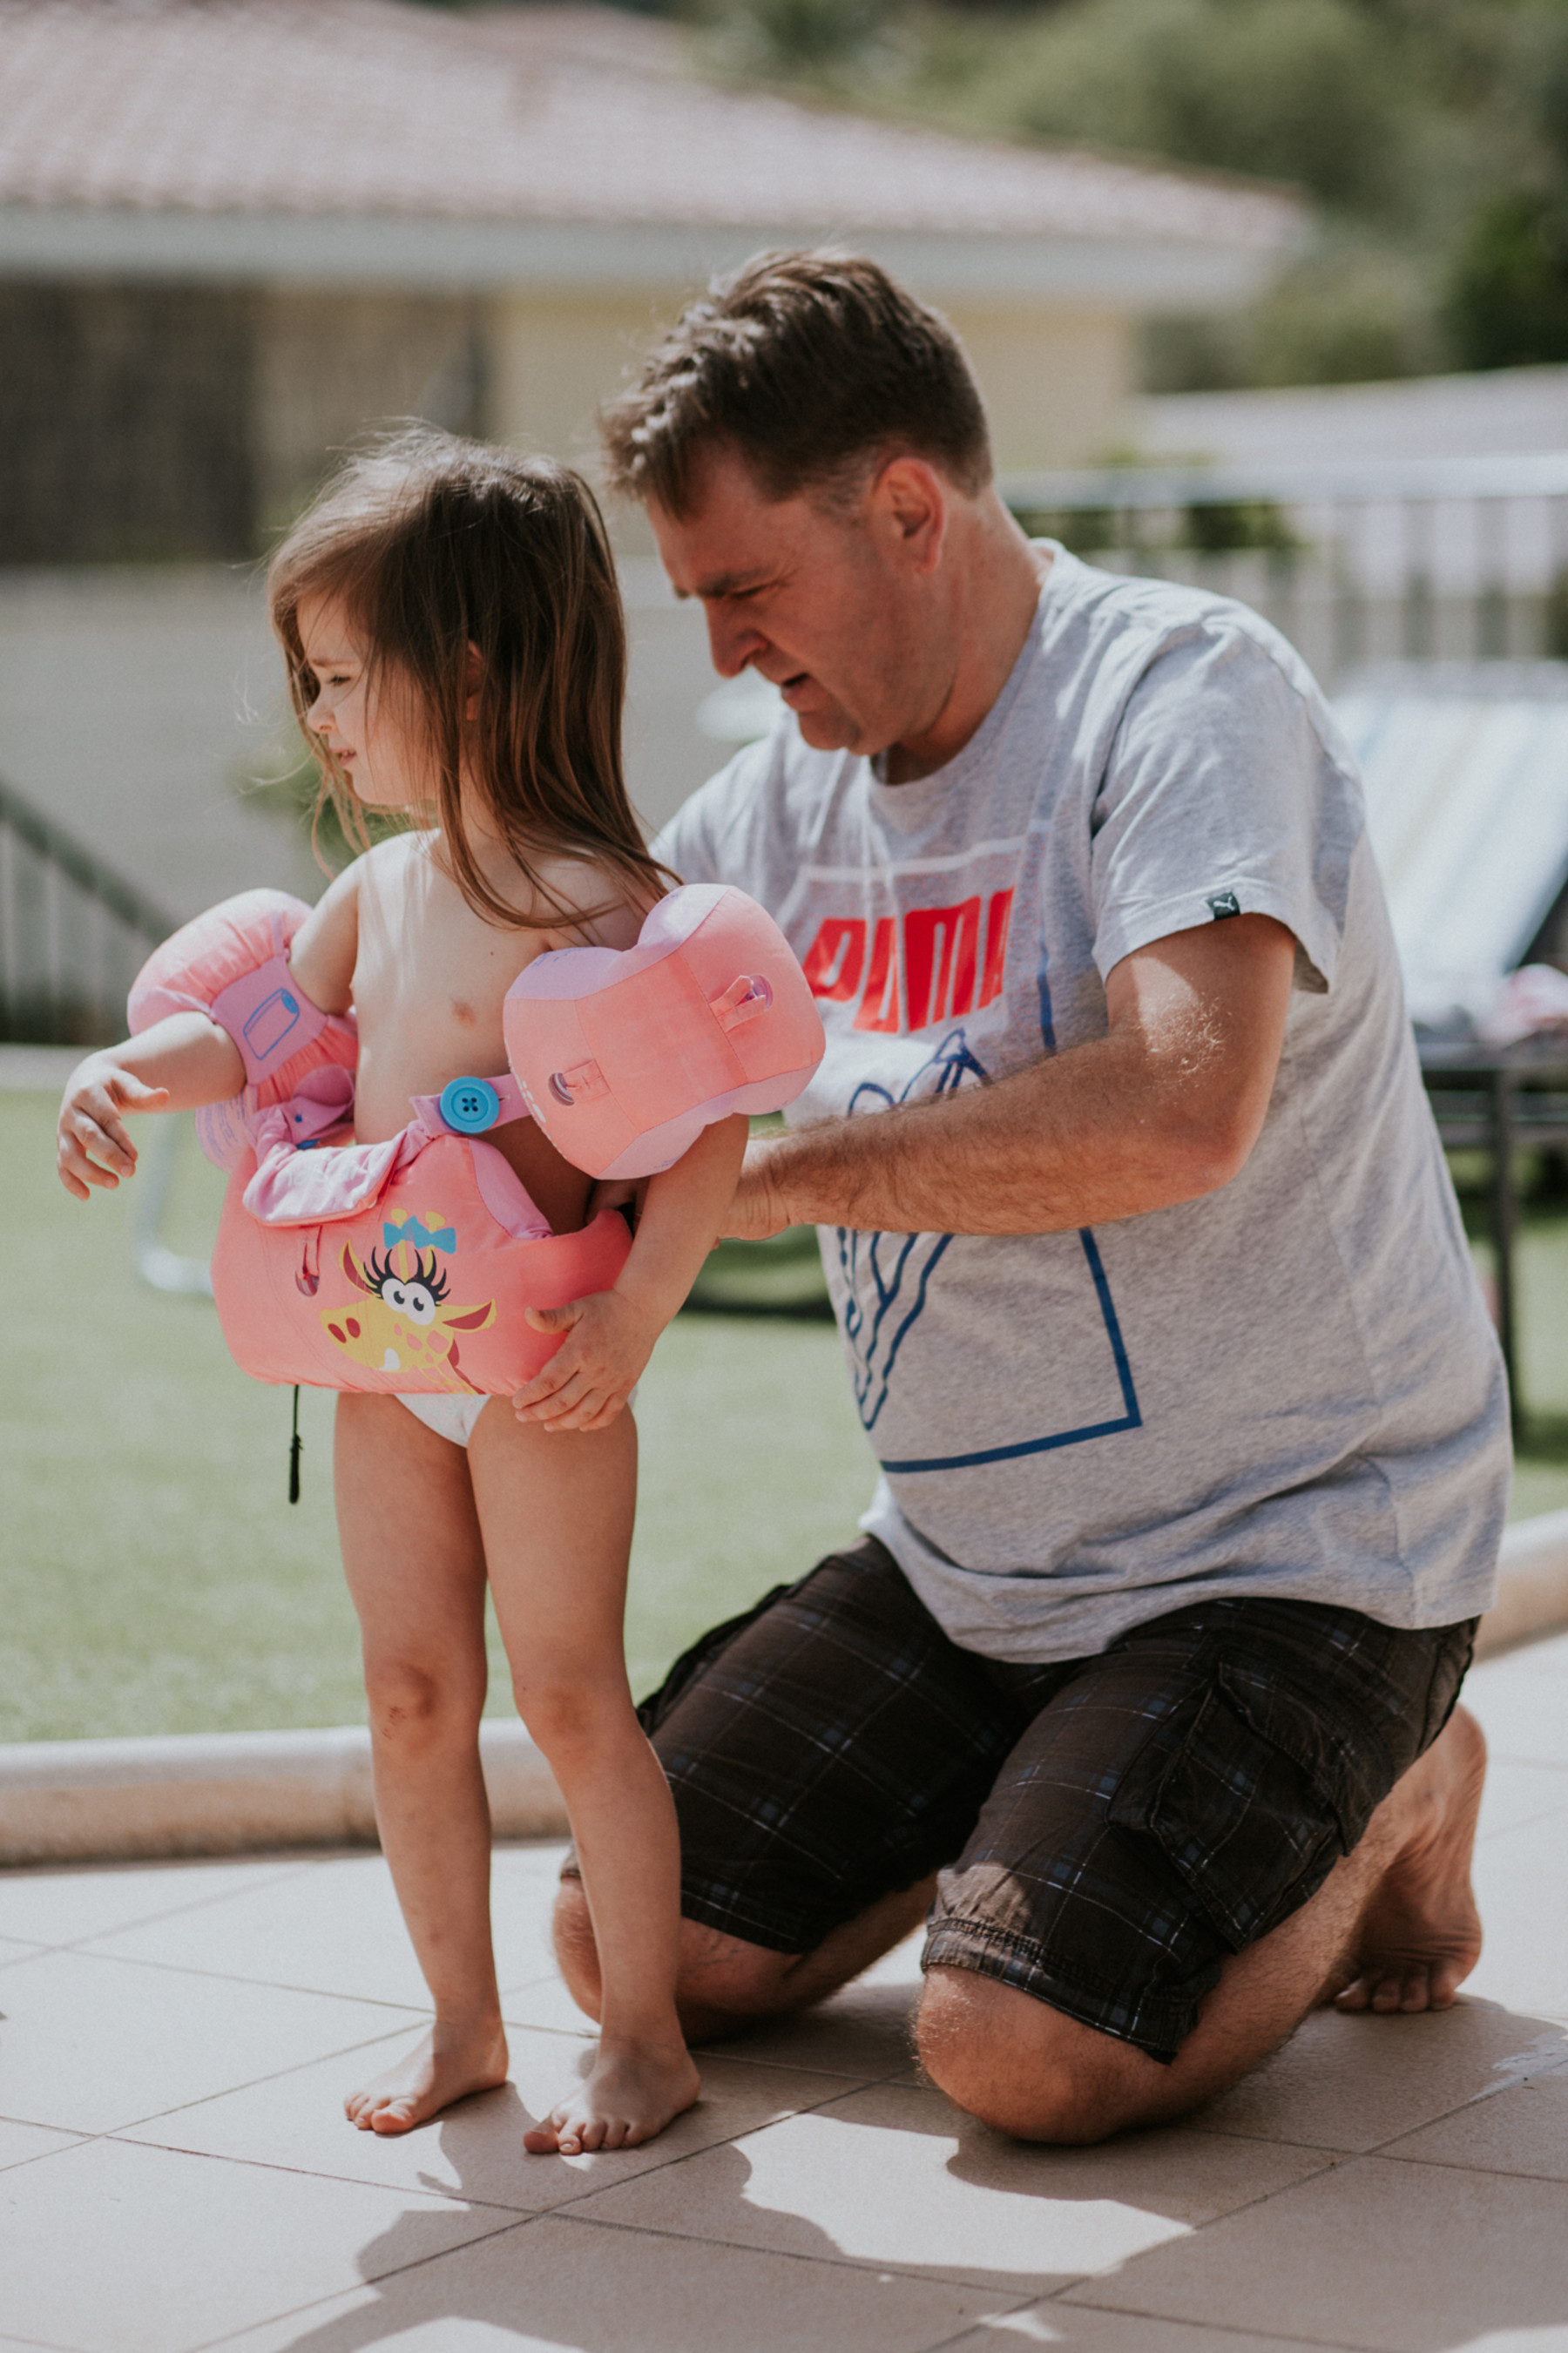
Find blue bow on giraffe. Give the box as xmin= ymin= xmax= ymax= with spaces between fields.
xmin=382 ymin=1214 xmax=456 ymax=1254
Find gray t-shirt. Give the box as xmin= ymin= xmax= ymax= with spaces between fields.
xmin=657 ymin=548 xmax=1510 ymax=1660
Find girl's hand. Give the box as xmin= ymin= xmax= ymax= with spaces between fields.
xmin=57 ymin=1060 xmax=171 ymax=1200
xmin=512 ymin=1290 xmax=662 ymax=1432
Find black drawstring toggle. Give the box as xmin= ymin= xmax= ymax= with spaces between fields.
xmin=287 ymin=1385 xmax=302 ymax=1504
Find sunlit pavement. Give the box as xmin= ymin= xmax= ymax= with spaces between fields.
xmin=3 ymin=1632 xmax=1568 ymax=2353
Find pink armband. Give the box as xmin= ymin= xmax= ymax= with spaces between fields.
xmin=504 ymin=884 xmax=825 ymax=1180
xmin=128 ymin=890 xmax=357 ymax=1168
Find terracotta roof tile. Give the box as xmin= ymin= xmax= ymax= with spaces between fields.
xmin=0 ymin=0 xmax=1301 ymax=250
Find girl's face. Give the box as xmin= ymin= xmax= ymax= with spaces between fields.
xmin=297 ymin=593 xmax=425 ymax=811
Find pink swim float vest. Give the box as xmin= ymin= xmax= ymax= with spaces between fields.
xmin=129 ymin=890 xmax=630 ymax=1395
xmin=128 ymin=880 xmax=824 ymax=1395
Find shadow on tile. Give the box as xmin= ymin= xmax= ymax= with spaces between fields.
xmin=217 ymin=2212 xmax=1010 ymax=2353
xmin=943 ymin=2311 xmax=1338 ymax=2353
xmin=1067 ymin=2151 xmax=1568 ymax=2351
xmin=565 ymin=2079 xmax=1334 ymax=2296
xmin=1382 ymin=2055 xmax=1568 ymax=2180
xmin=1189 ymin=1998 xmax=1568 ymax=2154
xmin=123 ymin=2027 xmax=862 ymax=2215
xmin=695 ymin=1974 xmax=922 ymax=2081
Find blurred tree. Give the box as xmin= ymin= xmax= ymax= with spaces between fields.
xmin=999 ymin=0 xmax=1406 ymax=213
xmin=661 ymin=0 xmax=1568 ymax=387
xmin=726 ymin=0 xmax=889 ymax=67
xmin=1446 ymin=189 xmax=1568 ymax=368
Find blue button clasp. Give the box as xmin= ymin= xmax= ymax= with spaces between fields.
xmin=439 ymin=1076 xmax=500 ymax=1135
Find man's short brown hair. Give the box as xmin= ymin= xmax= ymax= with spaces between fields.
xmin=599 ymin=249 xmax=992 ymax=517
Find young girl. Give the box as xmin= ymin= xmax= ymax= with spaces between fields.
xmin=55 ymin=432 xmax=746 ymax=2156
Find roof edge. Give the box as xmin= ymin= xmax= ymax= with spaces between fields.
xmin=0 ymin=206 xmax=1288 ymax=310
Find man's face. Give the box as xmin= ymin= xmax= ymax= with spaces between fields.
xmin=647 ymin=443 xmax=943 ymax=760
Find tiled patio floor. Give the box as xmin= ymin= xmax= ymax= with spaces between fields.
xmin=3 ymin=1632 xmax=1568 ymax=2353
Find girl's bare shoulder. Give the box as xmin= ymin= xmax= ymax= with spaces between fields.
xmin=530 ymin=849 xmax=658 ymax=953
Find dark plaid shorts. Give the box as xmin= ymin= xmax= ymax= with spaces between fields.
xmin=625 ymin=1537 xmax=1475 ymax=2063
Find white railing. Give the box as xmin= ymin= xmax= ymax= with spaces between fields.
xmin=999 ymin=452 xmax=1568 ymax=687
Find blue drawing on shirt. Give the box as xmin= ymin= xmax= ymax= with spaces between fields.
xmin=838 ymin=1029 xmax=981 ymax=1433
xmin=835 ymin=992 xmax=1142 ymax=1471
xmin=1037 ymin=943 xmax=1057 ymax=1052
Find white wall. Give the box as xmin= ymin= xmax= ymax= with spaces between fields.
xmin=0 ymin=565 xmax=727 ymax=922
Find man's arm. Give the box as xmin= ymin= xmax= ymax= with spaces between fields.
xmin=732 ymin=912 xmax=1297 ymax=1240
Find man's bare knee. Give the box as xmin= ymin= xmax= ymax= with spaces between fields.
xmin=551 ymin=1877 xmax=603 ymax=2021
xmin=917 ymin=1966 xmax=1173 ymax=2144
xmin=551 ymin=1875 xmax=794 ymax=2040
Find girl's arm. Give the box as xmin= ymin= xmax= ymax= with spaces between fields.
xmin=55 ymin=866 xmax=362 ymax=1202
xmin=511 ymin=1113 xmax=749 ymax=1431
xmin=284 ymin=858 xmax=362 ymax=1017
xmin=57 ymin=1015 xmax=246 ymax=1200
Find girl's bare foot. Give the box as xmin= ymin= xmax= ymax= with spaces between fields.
xmin=523 ymin=2039 xmax=700 ymax=2155
xmin=1334 ymin=1704 xmax=1486 ymax=2015
xmin=345 ymin=2019 xmax=510 ymax=2135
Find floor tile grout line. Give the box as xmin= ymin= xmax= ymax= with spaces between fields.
xmin=29 ymin=1931 xmax=659 ymax=2033
xmin=1345 ymin=2048 xmax=1568 ymax=2159
xmin=1179 ymin=2032 xmax=1568 ymax=2161
xmin=517 ymin=2072 xmax=898 ymax=2216
xmin=0 ymin=1860 xmax=317 ymax=1951
xmin=8 ymin=1939 xmax=442 ymax=2012
xmin=915 ymin=2294 xmax=1044 ymax=2350
xmin=44 ymin=2020 xmax=476 ymax=2139
xmin=0 ymin=2137 xmax=102 ymax=2183
xmin=1362 ymin=2147 xmax=1568 ymax=2182
xmin=112 ymin=2066 xmax=867 ymax=2217
xmin=101 ymin=2042 xmax=875 ymax=2196
xmin=695 ymin=2050 xmax=903 ymax=2086
xmin=22 ymin=2022 xmax=887 ymax=2149
xmin=544 ymin=2201 xmax=1097 ymax=2293
xmin=1182 ymin=2120 xmax=1361 ymax=2156
xmin=1052 ymin=2283 xmax=1380 ymax=2352
xmin=98 ymin=2127 xmax=568 ymax=2215
xmin=694 ymin=2050 xmax=918 ymax=2085
xmin=184 ymin=2208 xmax=544 ymax=2353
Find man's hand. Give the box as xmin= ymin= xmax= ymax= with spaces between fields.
xmin=735 ymin=913 xmax=1297 ymax=1240
xmin=511 ymin=1290 xmax=664 ymax=1432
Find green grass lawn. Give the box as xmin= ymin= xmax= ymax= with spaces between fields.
xmin=1 ymin=1091 xmax=878 ymax=1741
xmin=8 ymin=1083 xmax=1568 ymax=1745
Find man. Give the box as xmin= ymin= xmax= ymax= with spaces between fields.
xmin=551 ymin=250 xmax=1508 ymax=2142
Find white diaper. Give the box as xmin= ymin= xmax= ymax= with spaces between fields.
xmin=396 ymin=1384 xmax=638 ymax=1449
xmin=397 ymin=1392 xmax=490 ymax=1448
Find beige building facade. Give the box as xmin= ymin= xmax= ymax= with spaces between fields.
xmin=0 ymin=0 xmax=1304 ymax=563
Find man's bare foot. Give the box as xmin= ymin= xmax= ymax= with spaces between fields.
xmin=523 ymin=2039 xmax=700 ymax=2156
xmin=1334 ymin=1704 xmax=1486 ymax=2015
xmin=344 ymin=2019 xmax=510 ymax=2135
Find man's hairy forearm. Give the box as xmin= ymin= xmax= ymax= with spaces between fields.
xmin=735 ymin=916 xmax=1296 ymax=1241
xmin=747 ymin=1030 xmax=1238 ymax=1240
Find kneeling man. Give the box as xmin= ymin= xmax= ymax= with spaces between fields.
xmin=556 ymin=250 xmax=1507 ymax=2142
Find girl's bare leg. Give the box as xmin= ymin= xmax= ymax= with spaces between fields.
xmin=335 ymin=1393 xmax=509 ymax=2133
xmin=468 ymin=1404 xmax=699 ymax=2154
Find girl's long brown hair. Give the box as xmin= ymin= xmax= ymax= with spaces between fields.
xmin=268 ymin=428 xmax=670 ymax=930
